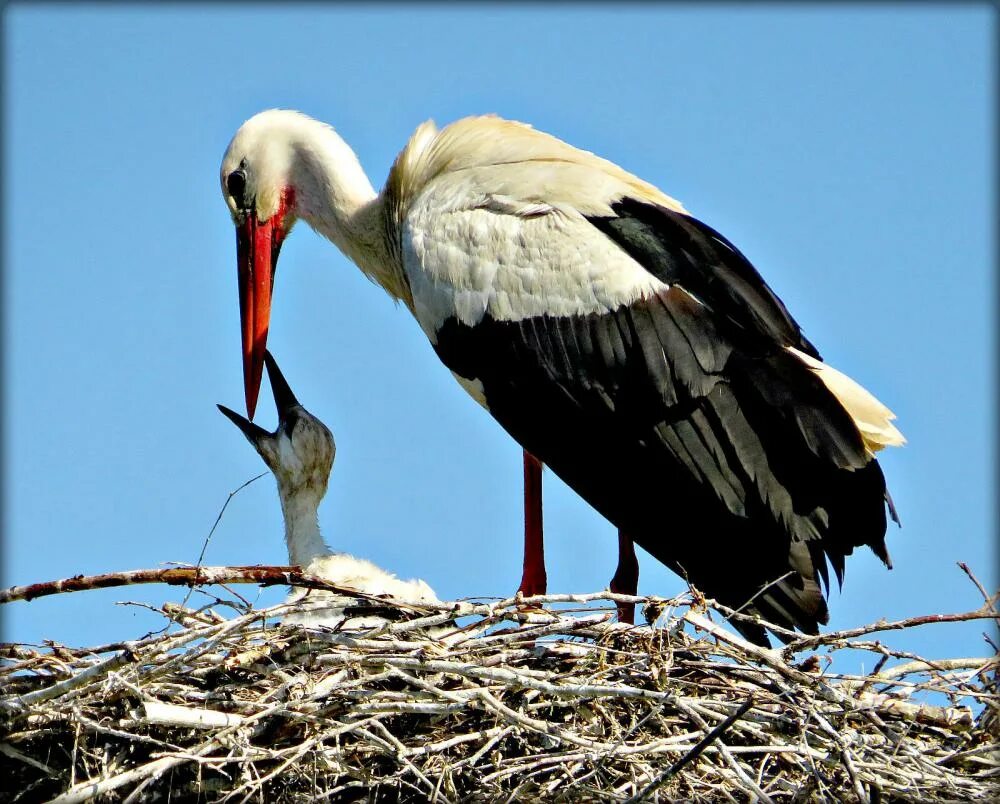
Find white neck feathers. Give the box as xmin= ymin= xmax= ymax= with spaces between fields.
xmin=278 ymin=486 xmax=329 ymax=567
xmin=287 ymin=125 xmax=384 ymax=270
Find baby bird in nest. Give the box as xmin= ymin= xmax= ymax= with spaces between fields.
xmin=219 ymin=351 xmax=439 ymax=628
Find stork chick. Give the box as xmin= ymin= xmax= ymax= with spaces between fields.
xmin=218 ymin=351 xmax=439 ymax=627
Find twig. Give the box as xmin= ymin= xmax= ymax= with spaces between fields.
xmin=783 ymin=604 xmax=999 ymax=654
xmin=177 ymin=472 xmax=267 ymax=614
xmin=625 ymin=697 xmax=754 ymax=803
xmin=958 ymin=561 xmax=999 ymax=614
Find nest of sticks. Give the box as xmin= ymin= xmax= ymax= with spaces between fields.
xmin=1 ymin=567 xmax=997 ymax=803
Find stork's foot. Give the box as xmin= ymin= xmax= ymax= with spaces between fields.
xmin=516 ymin=574 xmax=547 ymax=600
xmin=516 ymin=569 xmax=548 ymax=614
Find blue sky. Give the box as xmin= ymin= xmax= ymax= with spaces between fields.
xmin=4 ymin=6 xmax=994 ymax=668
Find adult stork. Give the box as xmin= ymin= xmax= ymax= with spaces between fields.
xmin=220 ymin=109 xmax=903 ymax=644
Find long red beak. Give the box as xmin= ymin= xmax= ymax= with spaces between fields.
xmin=237 ymin=212 xmax=280 ymax=420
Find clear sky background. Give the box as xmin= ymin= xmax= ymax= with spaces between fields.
xmin=4 ymin=6 xmax=995 ymax=669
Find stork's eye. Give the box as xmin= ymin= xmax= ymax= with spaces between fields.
xmin=227 ymin=169 xmax=248 ymax=208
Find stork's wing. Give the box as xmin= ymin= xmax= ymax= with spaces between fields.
xmin=398 ymin=144 xmax=893 ymax=642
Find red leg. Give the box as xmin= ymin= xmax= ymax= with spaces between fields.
xmin=609 ymin=530 xmax=639 ymax=624
xmin=517 ymin=450 xmax=547 ymax=598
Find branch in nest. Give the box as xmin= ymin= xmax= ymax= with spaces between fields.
xmin=0 ymin=565 xmax=432 ymax=610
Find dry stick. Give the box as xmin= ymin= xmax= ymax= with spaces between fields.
xmin=4 ymin=579 xmax=673 ymax=631
xmin=957 ymin=562 xmax=998 ymax=614
xmin=854 ymin=691 xmax=973 ymax=731
xmin=225 ymin=733 xmax=326 ymax=803
xmin=51 ymin=739 xmax=225 ymax=804
xmin=624 ymin=697 xmax=755 ymax=804
xmin=119 ymin=709 xmax=389 ymax=804
xmin=726 ymin=571 xmax=796 ymax=618
xmin=387 ymin=667 xmax=473 ymax=705
xmin=832 ymin=656 xmax=993 ymax=729
xmin=461 ymin=726 xmax=515 ymax=768
xmin=0 ymin=566 xmax=407 ymax=606
xmin=473 ymin=614 xmax=611 ymax=649
xmin=0 ymin=563 xmax=489 ymax=626
xmin=407 ymin=726 xmax=509 ymax=759
xmin=683 ymin=611 xmax=817 ymax=688
xmin=141 ymin=701 xmax=245 ymax=730
xmin=782 ymin=603 xmax=998 ymax=654
xmin=879 ymin=656 xmax=997 ymax=681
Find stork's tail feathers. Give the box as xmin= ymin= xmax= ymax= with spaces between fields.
xmin=786 ymin=347 xmax=905 ymax=456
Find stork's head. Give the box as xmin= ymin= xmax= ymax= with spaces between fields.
xmin=221 ymin=109 xmax=372 ymax=420
xmin=220 ymin=111 xmax=304 ymax=422
xmin=218 ymin=351 xmax=335 ymax=501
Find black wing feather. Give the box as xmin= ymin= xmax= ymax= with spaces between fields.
xmin=589 ymin=199 xmax=821 ymax=358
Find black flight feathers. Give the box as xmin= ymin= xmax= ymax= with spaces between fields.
xmin=588 ymin=198 xmax=821 ymax=359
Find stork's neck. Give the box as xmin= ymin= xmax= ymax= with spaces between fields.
xmin=290 ymin=130 xmax=409 ymax=304
xmin=278 ymin=487 xmax=330 ymax=567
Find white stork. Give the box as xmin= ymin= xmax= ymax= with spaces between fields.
xmin=220 ymin=109 xmax=903 ymax=644
xmin=219 ymin=351 xmax=439 ymax=627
